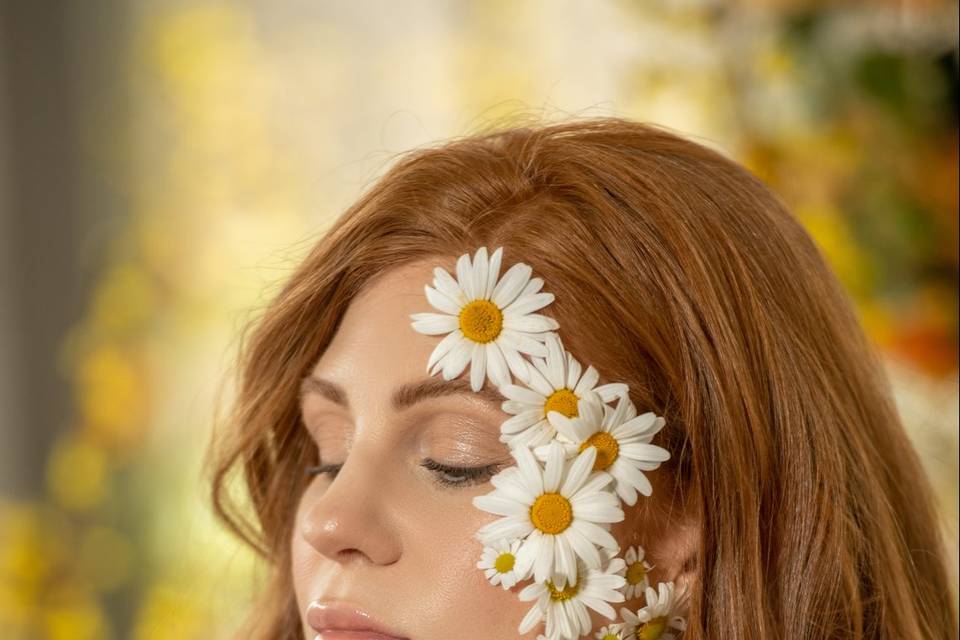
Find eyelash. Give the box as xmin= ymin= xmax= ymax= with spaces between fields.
xmin=305 ymin=459 xmax=500 ymax=488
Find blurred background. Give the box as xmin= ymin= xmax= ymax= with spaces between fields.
xmin=0 ymin=1 xmax=956 ymax=638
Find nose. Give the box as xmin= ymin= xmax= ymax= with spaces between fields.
xmin=298 ymin=449 xmax=403 ymax=567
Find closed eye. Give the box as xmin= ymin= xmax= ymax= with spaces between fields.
xmin=305 ymin=459 xmax=501 ymax=488
xmin=420 ymin=458 xmax=501 ymax=487
xmin=305 ymin=462 xmax=342 ymax=477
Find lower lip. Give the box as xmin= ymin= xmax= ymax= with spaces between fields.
xmin=314 ymin=633 xmax=407 ymax=640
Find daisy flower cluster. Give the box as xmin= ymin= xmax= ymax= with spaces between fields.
xmin=410 ymin=247 xmax=687 ymax=640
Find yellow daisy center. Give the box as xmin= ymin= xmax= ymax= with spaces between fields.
xmin=529 ymin=492 xmax=573 ymax=534
xmin=458 ymin=299 xmax=503 ymax=343
xmin=636 ymin=617 xmax=668 ymax=640
xmin=579 ymin=431 xmax=620 ymax=471
xmin=626 ymin=560 xmax=648 ymax=585
xmin=493 ymin=552 xmax=515 ymax=574
xmin=546 ymin=579 xmax=580 ymax=601
xmin=602 ymin=634 xmax=620 ymax=640
xmin=544 ymin=388 xmax=579 ymax=418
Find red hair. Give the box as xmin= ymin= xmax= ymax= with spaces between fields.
xmin=208 ymin=116 xmax=957 ymax=639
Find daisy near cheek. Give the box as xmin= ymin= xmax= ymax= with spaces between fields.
xmin=494 ymin=552 xmax=515 ymax=573
xmin=529 ymin=493 xmax=573 ymax=534
xmin=477 ymin=538 xmax=528 ymax=590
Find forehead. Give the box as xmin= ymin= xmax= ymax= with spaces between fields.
xmin=309 ymin=259 xmax=449 ymax=387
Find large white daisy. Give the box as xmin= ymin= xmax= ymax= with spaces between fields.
xmin=517 ymin=552 xmax=626 ymax=640
xmin=619 ymin=582 xmax=687 ymax=640
xmin=409 ymin=246 xmax=560 ymax=392
xmin=620 ymin=545 xmax=654 ymax=600
xmin=498 ymin=332 xmax=629 ymax=449
xmin=476 ymin=537 xmax=529 ymax=590
xmin=472 ymin=441 xmax=624 ymax=588
xmin=540 ymin=393 xmax=670 ymax=506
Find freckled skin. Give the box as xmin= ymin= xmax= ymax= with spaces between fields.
xmin=291 ymin=259 xmax=650 ymax=640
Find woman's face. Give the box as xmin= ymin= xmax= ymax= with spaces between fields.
xmin=291 ymin=259 xmax=644 ymax=640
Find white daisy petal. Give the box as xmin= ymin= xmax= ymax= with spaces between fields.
xmin=485 ymin=341 xmax=512 ymax=388
xmin=496 ymin=339 xmax=533 ymax=383
xmin=573 ymin=365 xmax=600 ymax=395
xmin=472 ymin=494 xmax=528 ymax=517
xmin=593 ymin=382 xmax=629 ymax=402
xmin=518 ymin=601 xmax=544 ymax=634
xmin=426 ymin=329 xmax=465 ymax=373
xmin=456 ymin=252 xmax=475 ymax=299
xmin=565 ymin=524 xmax=602 ymax=569
xmin=555 ymin=535 xmax=578 ymax=588
xmin=441 ymin=339 xmax=473 ymax=380
xmin=500 ymin=410 xmax=544 ymax=435
xmin=410 ymin=312 xmax=459 ymax=335
xmin=513 ymin=445 xmax=545 ymax=496
xmin=560 ymin=447 xmax=597 ymax=496
xmin=566 ymin=353 xmax=582 ymax=390
xmin=472 ymin=247 xmax=489 ymax=301
xmin=617 ymin=462 xmax=653 ymax=497
xmin=475 ymin=515 xmax=532 ymax=543
xmin=521 ymin=275 xmax=544 ymax=297
xmin=618 ymin=443 xmax=670 ymax=463
xmin=433 ymin=266 xmax=467 ymax=305
xmin=571 ymin=473 xmax=616 ymax=501
xmin=485 ymin=247 xmax=503 ymax=299
xmin=525 ymin=360 xmax=557 ymax=397
xmin=503 ymin=312 xmax=560 ymax=334
xmin=548 ymin=411 xmax=582 ymax=443
xmin=543 ymin=441 xmax=565 ymax=493
xmin=570 ymin=518 xmax=619 ymax=551
xmin=470 ymin=341 xmax=487 ymax=392
xmin=508 ymin=331 xmax=550 ymax=358
xmin=491 ymin=262 xmax=533 ymax=308
xmin=424 ymin=283 xmax=462 ymax=315
xmin=543 ymin=335 xmax=566 ymax=389
xmin=503 ymin=291 xmax=556 ymax=317
xmin=534 ymin=533 xmax=556 ymax=584
xmin=580 ymin=596 xmax=616 ymax=621
xmin=572 ymin=497 xmax=624 ymax=523
xmin=501 ymin=383 xmax=548 ymax=407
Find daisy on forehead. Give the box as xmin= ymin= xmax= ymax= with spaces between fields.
xmin=409 ymin=246 xmax=560 ymax=392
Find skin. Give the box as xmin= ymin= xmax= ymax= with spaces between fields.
xmin=292 ymin=258 xmax=672 ymax=640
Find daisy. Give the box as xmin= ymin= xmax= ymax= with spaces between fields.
xmin=476 ymin=537 xmax=529 ymax=589
xmin=542 ymin=392 xmax=670 ymax=506
xmin=517 ymin=553 xmax=626 ymax=640
xmin=498 ymin=332 xmax=629 ymax=449
xmin=409 ymin=246 xmax=560 ymax=392
xmin=595 ymin=623 xmax=626 ymax=640
xmin=619 ymin=582 xmax=687 ymax=640
xmin=472 ymin=441 xmax=624 ymax=588
xmin=620 ymin=545 xmax=654 ymax=600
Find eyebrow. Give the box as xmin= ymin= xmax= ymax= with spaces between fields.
xmin=298 ymin=374 xmax=507 ymax=412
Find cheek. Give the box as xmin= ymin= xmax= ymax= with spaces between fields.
xmin=404 ymin=494 xmax=536 ymax=640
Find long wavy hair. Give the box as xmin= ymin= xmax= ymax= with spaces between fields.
xmin=207 ymin=116 xmax=956 ymax=639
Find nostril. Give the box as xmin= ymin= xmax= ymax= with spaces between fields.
xmin=336 ymin=548 xmax=365 ymax=562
